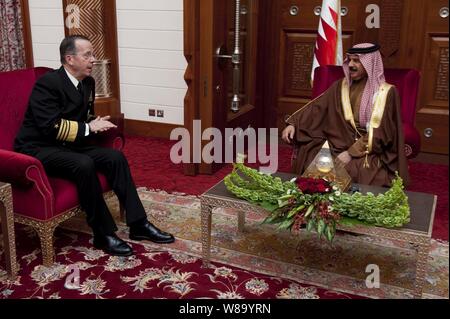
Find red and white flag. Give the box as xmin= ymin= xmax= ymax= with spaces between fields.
xmin=311 ymin=0 xmax=343 ymax=82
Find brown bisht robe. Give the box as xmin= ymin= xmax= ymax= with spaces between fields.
xmin=286 ymin=78 xmax=409 ymax=187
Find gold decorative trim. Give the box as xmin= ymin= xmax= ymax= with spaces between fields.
xmin=0 ymin=183 xmax=18 ymax=279
xmin=14 ymin=190 xmax=116 ymax=267
xmin=367 ymin=83 xmax=392 ymax=153
xmin=341 ymin=79 xmax=358 ymax=131
xmin=341 ymin=81 xmax=393 ymax=154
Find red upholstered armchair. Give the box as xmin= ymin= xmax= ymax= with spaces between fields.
xmin=0 ymin=67 xmax=124 ymax=266
xmin=312 ymin=65 xmax=421 ymax=159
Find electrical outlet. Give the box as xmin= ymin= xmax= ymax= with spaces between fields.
xmin=157 ymin=110 xmax=164 ymax=118
xmin=149 ymin=109 xmax=156 ymax=117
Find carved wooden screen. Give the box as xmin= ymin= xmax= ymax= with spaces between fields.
xmin=62 ymin=0 xmax=121 ymax=116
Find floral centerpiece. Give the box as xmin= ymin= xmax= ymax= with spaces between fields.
xmin=224 ymin=163 xmax=410 ymax=242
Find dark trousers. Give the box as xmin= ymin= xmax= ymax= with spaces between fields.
xmin=37 ymin=146 xmax=147 ymax=235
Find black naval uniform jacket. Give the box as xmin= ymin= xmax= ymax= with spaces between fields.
xmin=14 ymin=66 xmax=96 ymax=160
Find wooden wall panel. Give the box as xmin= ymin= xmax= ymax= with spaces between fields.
xmin=423 ymin=37 xmax=449 ymax=108
xmin=282 ymin=34 xmax=315 ymax=98
xmin=272 ymin=0 xmax=363 ymax=132
xmin=415 ymin=0 xmax=449 ymax=154
xmin=377 ymin=0 xmax=404 ymax=67
xmin=183 ymin=0 xmax=200 ymax=175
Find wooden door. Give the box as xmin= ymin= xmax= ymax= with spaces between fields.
xmin=414 ymin=0 xmax=449 ymax=154
xmin=184 ymin=0 xmax=268 ymax=175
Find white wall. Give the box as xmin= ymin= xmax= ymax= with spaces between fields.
xmin=116 ymin=0 xmax=187 ymax=125
xmin=28 ymin=0 xmax=65 ymax=69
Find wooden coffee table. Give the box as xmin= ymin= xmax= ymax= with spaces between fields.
xmin=200 ymin=172 xmax=436 ymax=299
xmin=0 ymin=182 xmax=18 ymax=278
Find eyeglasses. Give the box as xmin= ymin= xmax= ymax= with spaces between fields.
xmin=69 ymin=52 xmax=96 ymax=60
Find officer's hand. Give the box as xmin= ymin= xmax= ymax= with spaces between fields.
xmin=88 ymin=116 xmax=117 ymax=134
xmin=282 ymin=125 xmax=296 ymax=144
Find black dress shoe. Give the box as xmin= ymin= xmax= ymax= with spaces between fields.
xmin=93 ymin=233 xmax=133 ymax=257
xmin=129 ymin=221 xmax=175 ymax=244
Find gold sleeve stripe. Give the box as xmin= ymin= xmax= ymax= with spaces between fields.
xmin=63 ymin=120 xmax=70 ymax=141
xmin=56 ymin=119 xmax=79 ymax=142
xmin=56 ymin=120 xmax=64 ymax=140
xmin=62 ymin=120 xmax=69 ymax=141
xmin=56 ymin=119 xmax=67 ymax=141
xmin=66 ymin=120 xmax=78 ymax=142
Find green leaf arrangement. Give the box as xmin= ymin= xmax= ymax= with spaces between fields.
xmin=224 ymin=163 xmax=410 ymax=242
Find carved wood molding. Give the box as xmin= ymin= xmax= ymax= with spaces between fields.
xmin=286 ymin=40 xmax=314 ymax=93
xmin=379 ymin=0 xmax=404 ymax=58
xmin=19 ymin=0 xmax=34 ymax=68
xmin=183 ymin=0 xmax=201 ymax=175
xmin=435 ymin=46 xmax=449 ymax=101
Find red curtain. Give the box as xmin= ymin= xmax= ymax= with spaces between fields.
xmin=0 ymin=0 xmax=26 ymax=72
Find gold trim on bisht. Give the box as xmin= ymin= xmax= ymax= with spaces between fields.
xmin=341 ymin=81 xmax=393 ymax=168
xmin=367 ymin=82 xmax=392 ymax=153
xmin=341 ymin=80 xmax=358 ymax=132
xmin=56 ymin=119 xmax=79 ymax=142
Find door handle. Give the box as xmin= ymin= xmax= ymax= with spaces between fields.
xmin=215 ymin=46 xmax=242 ymax=64
xmin=214 ymin=0 xmax=242 ymax=113
xmin=214 ymin=46 xmax=233 ymax=60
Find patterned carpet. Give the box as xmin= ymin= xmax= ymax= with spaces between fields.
xmin=133 ymin=189 xmax=449 ymax=299
xmin=14 ymin=188 xmax=442 ymax=300
xmin=1 ymin=226 xmax=361 ymax=299
xmin=0 ymin=192 xmax=368 ymax=300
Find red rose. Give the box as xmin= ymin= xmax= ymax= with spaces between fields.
xmin=295 ymin=177 xmax=331 ymax=194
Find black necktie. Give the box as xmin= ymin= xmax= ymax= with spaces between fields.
xmin=77 ymin=82 xmax=83 ymax=95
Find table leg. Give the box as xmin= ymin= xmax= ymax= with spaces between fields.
xmin=201 ymin=201 xmax=212 ymax=268
xmin=413 ymin=241 xmax=431 ymax=299
xmin=0 ymin=185 xmax=18 ymax=279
